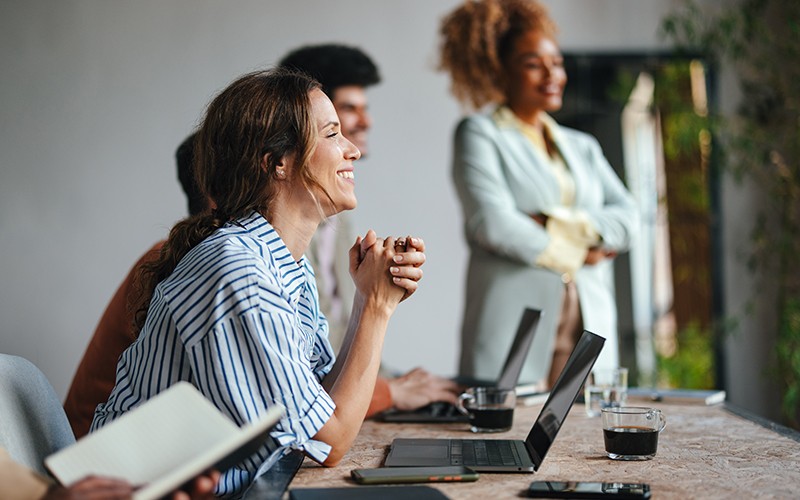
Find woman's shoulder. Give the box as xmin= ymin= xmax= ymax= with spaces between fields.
xmin=171 ymin=230 xmax=274 ymax=284
xmin=161 ymin=232 xmax=284 ymax=315
xmin=454 ymin=111 xmax=502 ymax=141
xmin=197 ymin=228 xmax=260 ymax=257
xmin=456 ymin=111 xmax=497 ymax=129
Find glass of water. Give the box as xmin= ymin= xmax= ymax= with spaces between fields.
xmin=584 ymin=367 xmax=628 ymax=417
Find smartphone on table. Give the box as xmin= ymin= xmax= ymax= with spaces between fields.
xmin=351 ymin=466 xmax=478 ymax=485
xmin=528 ymin=481 xmax=651 ymax=499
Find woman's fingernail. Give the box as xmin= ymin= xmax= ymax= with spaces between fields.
xmin=390 ymin=267 xmax=399 ymax=274
xmin=393 ymin=255 xmax=403 ymax=263
xmin=393 ymin=277 xmax=401 ymax=283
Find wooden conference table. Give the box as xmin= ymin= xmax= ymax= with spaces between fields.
xmin=278 ymin=400 xmax=800 ymax=498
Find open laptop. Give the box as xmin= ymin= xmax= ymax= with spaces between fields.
xmin=383 ymin=329 xmax=605 ymax=472
xmin=380 ymin=308 xmax=542 ymax=423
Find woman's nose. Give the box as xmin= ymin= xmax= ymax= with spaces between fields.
xmin=346 ymin=139 xmax=361 ymax=160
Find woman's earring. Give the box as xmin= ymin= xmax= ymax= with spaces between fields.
xmin=275 ymin=169 xmax=286 ymax=179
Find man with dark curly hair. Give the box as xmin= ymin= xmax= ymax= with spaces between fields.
xmin=279 ymin=44 xmax=460 ymax=417
xmin=280 ymin=44 xmax=379 ymax=157
xmin=278 ymin=44 xmax=379 ymax=353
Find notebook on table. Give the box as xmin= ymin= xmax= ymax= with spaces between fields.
xmin=384 ymin=330 xmax=605 ymax=472
xmin=627 ymin=387 xmax=726 ymax=406
xmin=380 ymin=308 xmax=542 ymax=423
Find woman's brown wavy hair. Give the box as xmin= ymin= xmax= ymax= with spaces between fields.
xmin=438 ymin=0 xmax=557 ymax=109
xmin=129 ymin=68 xmax=323 ymax=333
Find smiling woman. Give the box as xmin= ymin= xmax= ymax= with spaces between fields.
xmin=439 ymin=0 xmax=637 ymax=390
xmin=88 ymin=68 xmax=426 ymax=497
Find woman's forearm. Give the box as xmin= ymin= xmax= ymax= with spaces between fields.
xmin=321 ymin=293 xmax=364 ymax=392
xmin=315 ymin=297 xmax=391 ymax=465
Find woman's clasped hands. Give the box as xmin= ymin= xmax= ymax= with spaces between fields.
xmin=349 ymin=230 xmax=425 ymax=310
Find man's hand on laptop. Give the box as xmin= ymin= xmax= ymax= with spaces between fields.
xmin=387 ymin=367 xmax=461 ymax=411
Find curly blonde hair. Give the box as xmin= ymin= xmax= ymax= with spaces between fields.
xmin=438 ymin=0 xmax=557 ymax=109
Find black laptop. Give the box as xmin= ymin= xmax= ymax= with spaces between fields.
xmin=383 ymin=330 xmax=605 ymax=472
xmin=380 ymin=308 xmax=542 ymax=423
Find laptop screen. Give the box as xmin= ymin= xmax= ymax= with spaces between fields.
xmin=496 ymin=308 xmax=542 ymax=390
xmin=524 ymin=330 xmax=605 ymax=469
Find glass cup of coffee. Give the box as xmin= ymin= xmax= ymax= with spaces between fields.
xmin=456 ymin=387 xmax=516 ymax=433
xmin=585 ymin=367 xmax=628 ymax=417
xmin=601 ymin=406 xmax=666 ymax=460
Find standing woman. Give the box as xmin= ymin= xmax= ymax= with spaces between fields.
xmin=439 ymin=0 xmax=636 ymax=389
xmin=91 ymin=69 xmax=425 ymax=497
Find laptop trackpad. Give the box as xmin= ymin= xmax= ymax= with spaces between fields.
xmin=385 ymin=439 xmax=449 ymax=466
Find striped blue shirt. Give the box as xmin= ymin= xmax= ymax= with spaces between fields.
xmin=91 ymin=211 xmax=337 ymax=497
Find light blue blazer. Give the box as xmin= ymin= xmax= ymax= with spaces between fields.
xmin=452 ymin=111 xmax=637 ymax=383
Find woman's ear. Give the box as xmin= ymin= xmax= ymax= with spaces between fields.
xmin=264 ymin=152 xmax=295 ymax=180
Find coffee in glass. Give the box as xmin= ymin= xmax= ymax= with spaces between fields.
xmin=601 ymin=407 xmax=666 ymax=460
xmin=456 ymin=387 xmax=516 ymax=433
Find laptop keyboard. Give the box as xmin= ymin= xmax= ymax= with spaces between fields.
xmin=426 ymin=402 xmax=460 ymax=417
xmin=450 ymin=439 xmax=522 ymax=467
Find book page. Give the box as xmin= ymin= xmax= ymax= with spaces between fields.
xmin=45 ymin=382 xmax=283 ymax=498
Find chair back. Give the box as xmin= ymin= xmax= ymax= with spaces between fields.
xmin=0 ymin=353 xmax=75 ymax=474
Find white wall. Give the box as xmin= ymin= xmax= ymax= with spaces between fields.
xmin=4 ymin=1 xmax=751 ymax=410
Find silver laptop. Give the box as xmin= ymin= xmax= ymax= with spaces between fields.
xmin=380 ymin=308 xmax=542 ymax=423
xmin=383 ymin=330 xmax=605 ymax=472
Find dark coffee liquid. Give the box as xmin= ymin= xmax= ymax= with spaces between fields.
xmin=603 ymin=426 xmax=659 ymax=456
xmin=469 ymin=407 xmax=513 ymax=430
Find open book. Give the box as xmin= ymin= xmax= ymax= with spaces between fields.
xmin=45 ymin=382 xmax=284 ymax=500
